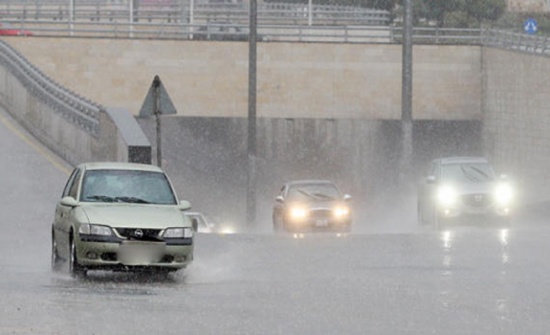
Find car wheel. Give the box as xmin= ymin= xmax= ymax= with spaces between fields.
xmin=51 ymin=229 xmax=62 ymax=272
xmin=69 ymin=234 xmax=86 ymax=278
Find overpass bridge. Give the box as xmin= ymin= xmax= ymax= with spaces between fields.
xmin=0 ymin=29 xmax=548 ymax=222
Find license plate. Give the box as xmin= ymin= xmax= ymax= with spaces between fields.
xmin=118 ymin=241 xmax=166 ymax=266
xmin=316 ymin=219 xmax=328 ymax=227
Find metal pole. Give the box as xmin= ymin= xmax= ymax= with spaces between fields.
xmin=308 ymin=0 xmax=312 ymax=26
xmin=400 ymin=0 xmax=413 ymax=188
xmin=69 ymin=0 xmax=74 ymax=36
xmin=247 ymin=0 xmax=258 ymax=227
xmin=129 ymin=0 xmax=134 ymax=38
xmin=153 ymin=76 xmax=162 ymax=168
xmin=189 ymin=0 xmax=194 ymax=39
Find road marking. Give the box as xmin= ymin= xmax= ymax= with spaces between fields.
xmin=0 ymin=115 xmax=72 ymax=176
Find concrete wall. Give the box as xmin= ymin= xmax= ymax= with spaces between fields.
xmin=482 ymin=48 xmax=550 ymax=204
xmin=5 ymin=37 xmax=482 ymax=120
xmin=0 ymin=36 xmax=487 ymax=226
xmin=137 ymin=116 xmax=482 ymax=228
xmin=11 ymin=36 xmax=550 ymax=224
xmin=0 ymin=39 xmax=151 ymax=167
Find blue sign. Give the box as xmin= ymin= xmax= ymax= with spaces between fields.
xmin=524 ymin=18 xmax=538 ymax=35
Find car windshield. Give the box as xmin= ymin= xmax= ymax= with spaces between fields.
xmin=287 ymin=183 xmax=341 ymax=201
xmin=441 ymin=163 xmax=497 ymax=183
xmin=80 ymin=169 xmax=177 ymax=205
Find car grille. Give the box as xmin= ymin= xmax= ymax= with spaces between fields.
xmin=115 ymin=228 xmax=162 ymax=240
xmin=309 ymin=208 xmax=332 ymax=218
xmin=462 ymin=194 xmax=492 ymax=207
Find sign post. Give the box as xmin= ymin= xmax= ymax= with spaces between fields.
xmin=139 ymin=75 xmax=177 ymax=167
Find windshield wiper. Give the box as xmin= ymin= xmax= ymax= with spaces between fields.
xmin=469 ymin=166 xmax=494 ymax=181
xmin=115 ymin=196 xmax=150 ymax=204
xmin=297 ymin=189 xmax=334 ymax=201
xmin=85 ymin=195 xmax=116 ymax=202
xmin=297 ymin=189 xmax=318 ymax=199
xmin=312 ymin=193 xmax=335 ymax=200
xmin=460 ymin=166 xmax=481 ymax=182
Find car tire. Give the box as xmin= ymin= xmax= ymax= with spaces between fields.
xmin=51 ymin=229 xmax=62 ymax=272
xmin=69 ymin=233 xmax=86 ymax=278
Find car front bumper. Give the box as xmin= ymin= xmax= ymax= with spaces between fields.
xmin=438 ymin=204 xmax=511 ymax=220
xmin=284 ymin=217 xmax=351 ymax=232
xmin=75 ymin=238 xmax=194 ymax=271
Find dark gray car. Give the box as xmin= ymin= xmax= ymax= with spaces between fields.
xmin=272 ymin=180 xmax=352 ymax=233
xmin=417 ymin=157 xmax=513 ymax=229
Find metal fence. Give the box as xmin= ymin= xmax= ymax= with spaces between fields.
xmin=483 ymin=29 xmax=550 ymax=56
xmin=2 ymin=2 xmax=550 ymax=52
xmin=0 ymin=1 xmax=390 ymax=26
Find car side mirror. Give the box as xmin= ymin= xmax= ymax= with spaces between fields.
xmin=343 ymin=194 xmax=352 ymax=201
xmin=426 ymin=176 xmax=437 ymax=184
xmin=275 ymin=195 xmax=285 ymax=203
xmin=178 ymin=200 xmax=191 ymax=211
xmin=60 ymin=196 xmax=78 ymax=207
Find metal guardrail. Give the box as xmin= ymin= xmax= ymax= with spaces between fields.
xmin=0 ymin=1 xmax=390 ymax=26
xmin=0 ymin=39 xmax=101 ymax=135
xmin=1 ymin=20 xmax=487 ymax=45
xmin=483 ymin=29 xmax=550 ymax=56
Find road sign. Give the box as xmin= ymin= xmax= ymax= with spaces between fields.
xmin=524 ymin=18 xmax=538 ymax=35
xmin=139 ymin=75 xmax=177 ymax=117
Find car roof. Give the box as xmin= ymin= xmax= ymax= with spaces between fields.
xmin=433 ymin=157 xmax=490 ymax=165
xmin=77 ymin=162 xmax=164 ymax=173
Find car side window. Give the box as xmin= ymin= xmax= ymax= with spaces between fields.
xmin=67 ymin=169 xmax=82 ymax=200
xmin=62 ymin=168 xmax=78 ymax=198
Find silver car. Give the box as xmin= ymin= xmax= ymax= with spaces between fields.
xmin=51 ymin=162 xmax=194 ymax=277
xmin=417 ymin=157 xmax=513 ymax=229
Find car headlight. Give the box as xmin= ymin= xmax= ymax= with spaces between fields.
xmin=494 ymin=183 xmax=513 ymax=206
xmin=163 ymin=227 xmax=193 ymax=238
xmin=289 ymin=206 xmax=308 ymax=220
xmin=333 ymin=206 xmax=350 ymax=218
xmin=437 ymin=185 xmax=458 ymax=207
xmin=79 ymin=224 xmax=112 ymax=236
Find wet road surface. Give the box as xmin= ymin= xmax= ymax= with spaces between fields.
xmin=2 ymin=109 xmax=550 ymax=334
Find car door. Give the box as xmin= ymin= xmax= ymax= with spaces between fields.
xmin=55 ymin=167 xmax=82 ymax=258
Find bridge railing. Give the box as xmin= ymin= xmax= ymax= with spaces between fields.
xmin=0 ymin=39 xmax=101 ymax=135
xmin=0 ymin=18 xmax=489 ymax=45
xmin=483 ymin=29 xmax=550 ymax=56
xmin=0 ymin=1 xmax=390 ymax=26
xmin=0 ymin=37 xmax=151 ymax=165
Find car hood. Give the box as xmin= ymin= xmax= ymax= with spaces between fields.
xmin=80 ymin=204 xmax=187 ymax=228
xmin=289 ymin=199 xmax=347 ymax=209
